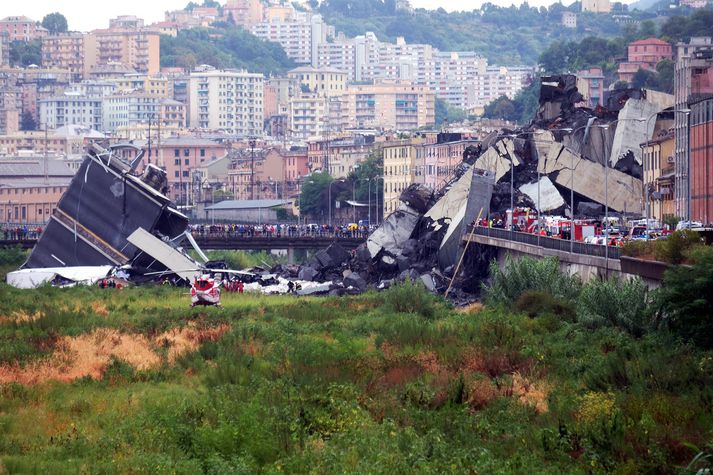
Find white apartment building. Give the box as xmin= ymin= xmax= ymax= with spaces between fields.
xmin=188 ymin=67 xmax=264 ymax=137
xmin=251 ymin=13 xmax=327 ymax=65
xmin=289 ymin=93 xmax=329 ymax=140
xmin=39 ymin=94 xmax=103 ymax=131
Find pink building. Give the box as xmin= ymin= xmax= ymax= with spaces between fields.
xmin=618 ymin=38 xmax=673 ymax=83
xmin=420 ymin=137 xmax=478 ymax=191
xmin=0 ymin=16 xmax=48 ymax=42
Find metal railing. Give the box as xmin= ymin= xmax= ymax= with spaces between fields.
xmin=471 ymin=226 xmax=621 ymax=260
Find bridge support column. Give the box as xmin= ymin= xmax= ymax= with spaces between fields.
xmin=287 ymin=247 xmax=295 ymax=265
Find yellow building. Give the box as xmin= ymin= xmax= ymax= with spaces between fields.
xmin=341 ymin=80 xmax=435 ymax=131
xmin=382 ymin=137 xmax=424 ymax=215
xmin=287 ymin=66 xmax=347 ymax=98
xmin=642 ymin=129 xmax=676 ymax=222
xmin=225 ymin=0 xmax=265 ymax=28
xmin=113 ymin=75 xmax=170 ymax=97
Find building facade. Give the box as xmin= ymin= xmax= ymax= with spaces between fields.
xmin=0 ymin=16 xmax=47 ymax=42
xmin=188 ymin=67 xmax=264 ymax=137
xmin=618 ymin=38 xmax=673 ymax=83
xmin=690 ymin=96 xmax=713 ymax=225
xmin=39 ymin=94 xmax=103 ymax=131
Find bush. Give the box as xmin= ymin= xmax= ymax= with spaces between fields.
xmin=577 ymin=277 xmax=651 ymax=337
xmin=656 ymin=246 xmax=713 ymax=348
xmin=483 ymin=255 xmax=581 ymax=306
xmin=654 ymin=230 xmax=702 ymax=264
xmin=0 ymin=246 xmax=27 ymax=266
xmin=514 ymin=290 xmax=576 ymax=321
xmin=621 ymin=240 xmax=654 ymax=259
xmin=382 ymin=279 xmax=442 ymax=319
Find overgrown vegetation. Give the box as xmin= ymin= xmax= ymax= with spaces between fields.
xmin=621 ymin=229 xmax=703 ymax=264
xmin=0 ymin=249 xmax=712 ymax=472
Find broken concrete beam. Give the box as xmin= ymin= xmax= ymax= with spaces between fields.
xmin=344 ymin=272 xmax=367 ymax=291
xmin=541 ymin=143 xmax=643 ymax=214
xmin=610 ymin=98 xmax=659 ymax=167
xmin=399 ymin=184 xmax=433 ymax=213
xmin=366 ymin=203 xmax=421 ymax=258
xmin=297 ymin=266 xmax=318 ymax=281
xmin=473 ymin=139 xmax=521 ymax=183
xmin=518 ymin=176 xmax=566 ymax=212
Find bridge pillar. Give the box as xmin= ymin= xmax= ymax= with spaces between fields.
xmin=287 ymin=247 xmax=295 ymax=265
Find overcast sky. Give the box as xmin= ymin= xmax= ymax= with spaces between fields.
xmin=4 ymin=0 xmax=579 ymax=33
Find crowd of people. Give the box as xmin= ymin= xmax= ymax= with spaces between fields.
xmin=189 ymin=223 xmax=373 ymax=239
xmin=1 ymin=224 xmax=43 ymax=240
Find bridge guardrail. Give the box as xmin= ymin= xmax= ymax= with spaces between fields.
xmin=471 ymin=226 xmax=621 ymax=260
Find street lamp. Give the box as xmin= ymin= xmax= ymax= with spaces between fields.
xmin=249 ymin=137 xmax=257 ymax=200
xmin=373 ymin=176 xmax=384 ymax=226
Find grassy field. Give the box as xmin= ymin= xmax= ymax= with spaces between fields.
xmin=1 ymin=242 xmax=713 ymax=473
xmin=0 ymin=272 xmax=712 ymax=474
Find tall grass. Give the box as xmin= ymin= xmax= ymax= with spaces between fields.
xmin=577 ymin=277 xmax=651 ymax=336
xmin=482 ymin=255 xmax=581 ymax=306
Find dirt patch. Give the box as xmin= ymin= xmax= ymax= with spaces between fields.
xmin=0 ymin=329 xmax=160 ymax=385
xmin=156 ymin=323 xmax=230 ymax=362
xmin=504 ymin=372 xmax=549 ymax=414
xmin=455 ymin=302 xmax=484 ymax=314
xmin=0 ymin=310 xmax=44 ymax=325
xmin=90 ymin=301 xmax=109 ymax=317
xmin=466 ymin=377 xmax=500 ymax=410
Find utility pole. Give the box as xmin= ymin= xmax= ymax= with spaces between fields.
xmin=249 ymin=137 xmax=256 ymax=200
xmin=147 ymin=115 xmax=152 ymax=166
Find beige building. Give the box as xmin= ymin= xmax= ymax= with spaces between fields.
xmin=85 ymin=29 xmax=160 ymax=77
xmin=581 ymin=0 xmax=611 ymax=13
xmin=41 ymin=33 xmax=85 ymax=81
xmin=287 ymin=66 xmax=347 ymax=97
xmin=227 ymin=147 xmax=287 ymax=200
xmin=289 ymin=93 xmax=329 ymax=141
xmin=112 ymin=74 xmax=170 ymax=97
xmin=642 ymin=128 xmax=676 ymax=222
xmin=382 ymin=138 xmax=423 ymax=215
xmin=188 ymin=67 xmax=264 ymax=137
xmin=225 ymin=0 xmax=265 ymax=28
xmin=0 ymin=158 xmax=75 ymax=224
xmin=341 ymin=81 xmax=435 ymax=131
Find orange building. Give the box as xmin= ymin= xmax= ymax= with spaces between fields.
xmin=0 ymin=158 xmax=75 ymax=224
xmin=0 ymin=16 xmax=48 ymax=42
xmin=618 ymin=38 xmax=673 ymax=83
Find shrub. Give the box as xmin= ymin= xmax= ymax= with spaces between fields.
xmin=621 ymin=240 xmax=654 ymax=259
xmin=483 ymin=255 xmax=581 ymax=306
xmin=577 ymin=277 xmax=651 ymax=337
xmin=0 ymin=246 xmax=27 ymax=266
xmin=514 ymin=290 xmax=576 ymax=321
xmin=382 ymin=279 xmax=441 ymax=319
xmin=656 ymin=246 xmax=713 ymax=348
xmin=654 ymin=230 xmax=702 ymax=264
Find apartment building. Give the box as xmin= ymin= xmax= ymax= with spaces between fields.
xmin=340 ymin=81 xmax=435 ymax=131
xmin=287 ymin=66 xmax=347 ymax=97
xmin=112 ymin=74 xmax=170 ymax=97
xmin=382 ymin=138 xmax=422 ymax=215
xmin=109 ymin=16 xmax=144 ymax=30
xmin=39 ymin=94 xmax=103 ymax=131
xmin=0 ymin=16 xmax=47 ymax=42
xmin=420 ymin=136 xmax=479 ymax=191
xmin=188 ymin=67 xmax=264 ymax=137
xmin=581 ymin=0 xmax=611 ymax=13
xmin=0 ymin=126 xmax=103 ymax=159
xmin=251 ymin=11 xmax=327 ymax=65
xmin=102 ymin=93 xmax=185 ymax=133
xmin=642 ymin=128 xmax=675 ymax=222
xmin=224 ymin=0 xmax=265 ymax=28
xmin=0 ymin=72 xmax=20 ymax=135
xmin=289 ymin=93 xmax=328 ymax=141
xmin=158 ymin=137 xmax=229 ymax=201
xmin=306 ymin=134 xmax=375 ymax=178
xmin=41 ymin=33 xmax=85 ymax=81
xmin=562 ymin=12 xmax=577 ymax=28
xmin=227 ymin=147 xmax=288 ymax=200
xmin=85 ymin=29 xmax=160 ymax=77
xmin=690 ymin=96 xmax=713 ymax=224
xmin=576 ymin=67 xmax=605 ymax=108
xmin=674 ymin=37 xmax=713 ymax=219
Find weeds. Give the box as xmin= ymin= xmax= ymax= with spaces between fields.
xmin=577 ymin=277 xmax=651 ymax=336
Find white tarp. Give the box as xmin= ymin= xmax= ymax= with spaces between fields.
xmin=519 ymin=176 xmax=566 ymax=212
xmin=7 ymin=266 xmax=114 ymax=289
xmin=127 ymin=228 xmax=200 ymax=282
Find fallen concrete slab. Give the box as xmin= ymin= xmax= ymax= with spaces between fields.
xmin=541 ymin=143 xmax=643 ymax=214
xmin=366 ymin=203 xmax=421 ymax=258
xmin=519 ymin=176 xmax=566 ymax=212
xmin=127 ymin=228 xmax=200 ymax=282
xmin=7 ymin=266 xmax=114 ymax=289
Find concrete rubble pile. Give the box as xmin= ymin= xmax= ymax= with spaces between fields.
xmin=293 ymin=75 xmax=674 ymax=299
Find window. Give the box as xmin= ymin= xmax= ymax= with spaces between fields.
xmin=184 ymin=158 xmax=189 ymax=166
xmin=174 ymin=159 xmax=180 ymax=165
xmin=174 ymin=171 xmax=179 ymax=177
xmin=183 ymin=171 xmax=189 ymax=177
xmin=184 ymin=148 xmax=189 ymax=157
xmin=200 ymin=149 xmax=205 ymax=157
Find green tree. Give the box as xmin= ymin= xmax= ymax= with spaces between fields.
xmin=20 ymin=111 xmax=36 ymax=131
xmin=656 ymin=246 xmax=713 ymax=349
xmin=299 ymin=172 xmax=333 ymax=219
xmin=435 ymin=98 xmax=467 ymax=126
xmin=41 ymin=12 xmax=68 ymax=34
xmin=656 ymin=59 xmax=674 ymax=93
xmin=9 ymin=40 xmax=41 ymax=67
xmin=631 ymin=68 xmax=659 ymax=90
xmin=348 ymin=149 xmax=383 ymax=204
